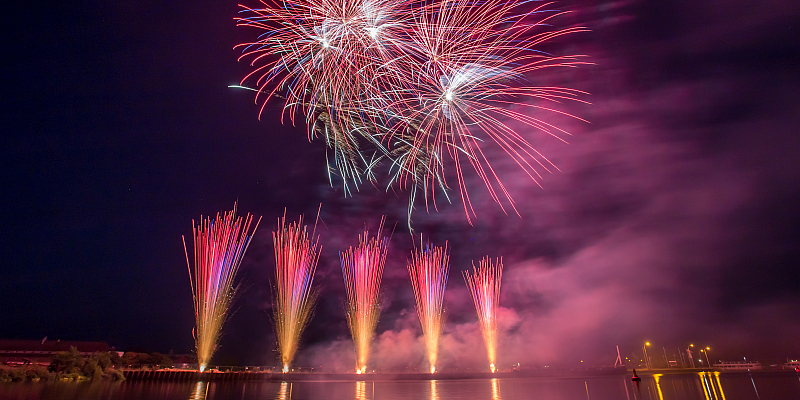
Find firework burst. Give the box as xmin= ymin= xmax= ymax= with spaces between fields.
xmin=407 ymin=240 xmax=450 ymax=373
xmin=183 ymin=205 xmax=261 ymax=372
xmin=272 ymin=215 xmax=321 ymax=372
xmin=463 ymin=257 xmax=503 ymax=372
xmin=341 ymin=220 xmax=389 ymax=373
xmin=235 ymin=0 xmax=589 ymax=227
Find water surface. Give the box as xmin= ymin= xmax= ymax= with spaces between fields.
xmin=1 ymin=372 xmax=799 ymax=400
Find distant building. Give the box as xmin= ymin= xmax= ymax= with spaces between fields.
xmin=0 ymin=339 xmax=112 ymax=365
xmin=172 ymin=355 xmax=198 ymax=369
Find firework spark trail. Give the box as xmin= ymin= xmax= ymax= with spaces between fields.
xmin=341 ymin=220 xmax=389 ymax=373
xmin=235 ymin=0 xmax=590 ymax=227
xmin=407 ymin=240 xmax=450 ymax=373
xmin=272 ymin=215 xmax=321 ymax=372
xmin=235 ymin=0 xmax=413 ymax=195
xmin=463 ymin=257 xmax=503 ymax=373
xmin=183 ymin=205 xmax=261 ymax=372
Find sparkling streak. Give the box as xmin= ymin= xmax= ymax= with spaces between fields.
xmin=463 ymin=257 xmax=503 ymax=373
xmin=407 ymin=240 xmax=450 ymax=373
xmin=235 ymin=0 xmax=591 ymax=227
xmin=272 ymin=215 xmax=321 ymax=372
xmin=183 ymin=205 xmax=261 ymax=372
xmin=341 ymin=219 xmax=389 ymax=373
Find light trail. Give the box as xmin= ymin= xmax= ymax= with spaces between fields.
xmin=407 ymin=240 xmax=450 ymax=373
xmin=341 ymin=220 xmax=389 ymax=373
xmin=272 ymin=214 xmax=321 ymax=372
xmin=183 ymin=205 xmax=261 ymax=372
xmin=463 ymin=256 xmax=503 ymax=373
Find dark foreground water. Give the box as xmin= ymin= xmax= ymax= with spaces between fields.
xmin=1 ymin=372 xmax=799 ymax=400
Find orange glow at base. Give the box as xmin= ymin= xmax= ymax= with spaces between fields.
xmin=490 ymin=363 xmax=496 ymax=373
xmin=282 ymin=365 xmax=289 ymax=374
xmin=430 ymin=366 xmax=436 ymax=374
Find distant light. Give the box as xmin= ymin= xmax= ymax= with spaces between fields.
xmin=646 ymin=342 xmax=651 ymax=346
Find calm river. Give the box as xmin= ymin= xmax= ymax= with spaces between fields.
xmin=1 ymin=372 xmax=799 ymax=400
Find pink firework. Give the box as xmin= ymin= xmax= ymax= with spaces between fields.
xmin=235 ymin=0 xmax=589 ymax=226
xmin=183 ymin=205 xmax=261 ymax=372
xmin=407 ymin=240 xmax=450 ymax=373
xmin=235 ymin=0 xmax=411 ymax=191
xmin=340 ymin=220 xmax=389 ymax=373
xmin=272 ymin=214 xmax=322 ymax=372
xmin=463 ymin=257 xmax=503 ymax=372
xmin=386 ymin=1 xmax=590 ymax=222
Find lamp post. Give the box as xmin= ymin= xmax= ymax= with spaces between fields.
xmin=642 ymin=342 xmax=652 ymax=369
xmin=702 ymin=347 xmax=712 ymax=369
xmin=686 ymin=344 xmax=696 ymax=368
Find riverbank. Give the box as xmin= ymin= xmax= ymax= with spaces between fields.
xmin=119 ymin=366 xmax=629 ymax=381
xmin=0 ymin=365 xmax=125 ymax=382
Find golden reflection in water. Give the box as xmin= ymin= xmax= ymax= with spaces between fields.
xmin=491 ymin=378 xmax=502 ymax=400
xmin=652 ymin=374 xmax=664 ymax=400
xmin=276 ymin=382 xmax=292 ymax=400
xmin=698 ymin=371 xmax=730 ymax=400
xmin=713 ymin=372 xmax=727 ymax=400
xmin=189 ymin=381 xmax=208 ymax=400
xmin=709 ymin=374 xmax=720 ymax=399
xmin=430 ymin=380 xmax=439 ymax=400
xmin=698 ymin=372 xmax=712 ymax=400
xmin=356 ymin=381 xmax=367 ymax=400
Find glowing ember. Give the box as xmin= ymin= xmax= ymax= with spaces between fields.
xmin=183 ymin=204 xmax=260 ymax=372
xmin=341 ymin=220 xmax=389 ymax=374
xmin=272 ymin=215 xmax=321 ymax=372
xmin=463 ymin=257 xmax=503 ymax=373
xmin=408 ymin=240 xmax=450 ymax=374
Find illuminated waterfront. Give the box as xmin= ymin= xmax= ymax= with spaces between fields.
xmin=1 ymin=372 xmax=798 ymax=400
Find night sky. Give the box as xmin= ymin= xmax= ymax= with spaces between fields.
xmin=2 ymin=0 xmax=799 ymax=369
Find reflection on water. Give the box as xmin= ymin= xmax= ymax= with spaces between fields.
xmin=698 ymin=371 xmax=728 ymax=400
xmin=749 ymin=374 xmax=760 ymax=400
xmin=189 ymin=381 xmax=208 ymax=400
xmin=355 ymin=381 xmax=366 ymax=400
xmin=654 ymin=374 xmax=665 ymax=400
xmin=275 ymin=382 xmax=291 ymax=400
xmin=0 ymin=373 xmax=798 ymax=400
xmin=491 ymin=378 xmax=501 ymax=400
xmin=713 ymin=373 xmax=727 ymax=400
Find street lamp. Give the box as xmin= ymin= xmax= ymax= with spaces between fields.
xmin=643 ymin=342 xmax=652 ymax=369
xmin=699 ymin=349 xmax=712 ymax=370
xmin=702 ymin=347 xmax=712 ymax=368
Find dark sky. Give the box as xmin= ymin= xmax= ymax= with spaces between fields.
xmin=2 ymin=0 xmax=799 ymax=369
